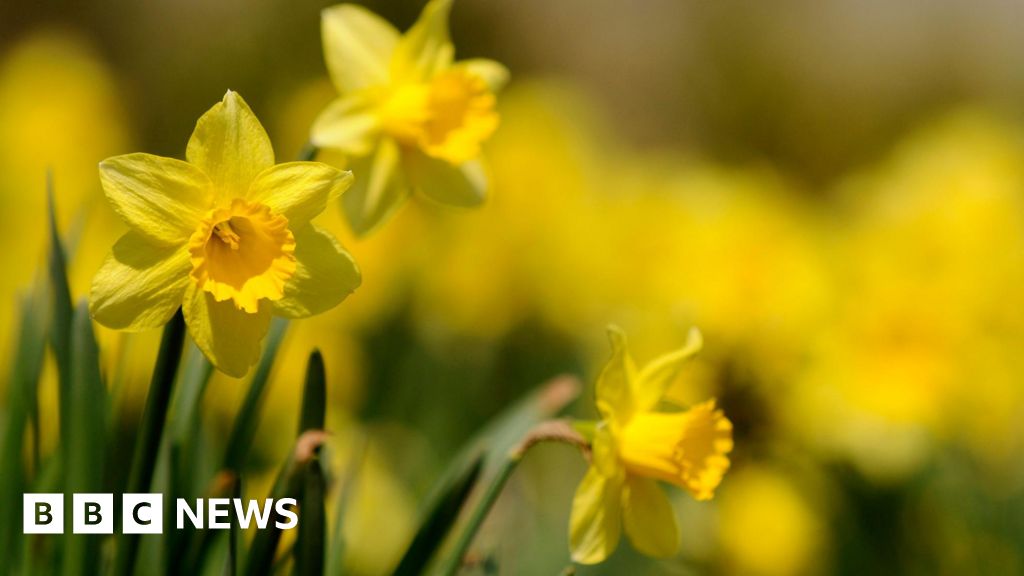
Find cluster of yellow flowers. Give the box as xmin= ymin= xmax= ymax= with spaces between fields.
xmin=79 ymin=0 xmax=733 ymax=567
xmin=5 ymin=0 xmax=1024 ymax=573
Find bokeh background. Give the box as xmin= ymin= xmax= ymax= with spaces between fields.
xmin=4 ymin=0 xmax=1024 ymax=574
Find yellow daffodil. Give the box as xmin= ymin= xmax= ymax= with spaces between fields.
xmin=90 ymin=91 xmax=361 ymax=377
xmin=312 ymin=0 xmax=508 ymax=235
xmin=570 ymin=326 xmax=733 ymax=564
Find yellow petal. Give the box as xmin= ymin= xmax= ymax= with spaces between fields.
xmin=186 ymin=90 xmax=274 ymax=199
xmin=90 ymin=231 xmax=191 ymax=330
xmin=391 ymin=0 xmax=454 ymax=83
xmin=321 ymin=4 xmax=398 ymax=93
xmin=310 ymin=93 xmax=381 ymax=155
xmin=183 ymin=281 xmax=272 ymax=378
xmin=633 ymin=327 xmax=703 ymax=412
xmin=569 ymin=466 xmax=623 ymax=565
xmin=341 ymin=137 xmax=409 ymax=236
xmin=406 ymin=151 xmax=487 ymax=207
xmin=595 ymin=325 xmax=637 ymax=423
xmin=458 ymin=58 xmax=510 ymax=93
xmin=272 ymin=225 xmax=361 ymax=318
xmin=592 ymin=422 xmax=621 ymax=479
xmin=622 ymin=476 xmax=680 ymax=558
xmin=247 ymin=162 xmax=353 ymax=229
xmin=99 ymin=153 xmax=212 ymax=245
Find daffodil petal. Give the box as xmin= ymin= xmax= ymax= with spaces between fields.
xmin=595 ymin=325 xmax=637 ymax=423
xmin=90 ymin=231 xmax=191 ymax=330
xmin=310 ymin=93 xmax=381 ymax=155
xmin=341 ymin=138 xmax=409 ymax=236
xmin=458 ymin=58 xmax=510 ymax=93
xmin=248 ymin=162 xmax=353 ymax=229
xmin=407 ymin=152 xmax=487 ymax=207
xmin=622 ymin=476 xmax=680 ymax=558
xmin=99 ymin=153 xmax=211 ymax=245
xmin=322 ymin=4 xmax=399 ymax=93
xmin=634 ymin=327 xmax=703 ymax=412
xmin=569 ymin=466 xmax=623 ymax=565
xmin=272 ymin=225 xmax=361 ymax=318
xmin=391 ymin=0 xmax=454 ymax=83
xmin=592 ymin=422 xmax=621 ymax=479
xmin=186 ymin=90 xmax=275 ymax=199
xmin=183 ymin=282 xmax=272 ymax=378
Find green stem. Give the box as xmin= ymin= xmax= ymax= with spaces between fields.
xmin=113 ymin=309 xmax=187 ymax=576
xmin=437 ymin=456 xmax=519 ymax=576
xmin=437 ymin=420 xmax=589 ymax=576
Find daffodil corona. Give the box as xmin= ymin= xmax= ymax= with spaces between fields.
xmin=91 ymin=91 xmax=361 ymax=377
xmin=312 ymin=0 xmax=508 ymax=235
xmin=570 ymin=327 xmax=733 ymax=564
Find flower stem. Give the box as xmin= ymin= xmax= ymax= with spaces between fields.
xmin=437 ymin=420 xmax=588 ymax=576
xmin=113 ymin=309 xmax=187 ymax=576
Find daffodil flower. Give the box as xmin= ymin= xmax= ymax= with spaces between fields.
xmin=570 ymin=326 xmax=733 ymax=564
xmin=90 ymin=91 xmax=361 ymax=377
xmin=311 ymin=0 xmax=509 ymax=235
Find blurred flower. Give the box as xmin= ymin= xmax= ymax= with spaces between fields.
xmin=91 ymin=91 xmax=360 ymax=377
xmin=0 ymin=29 xmax=132 ymax=355
xmin=787 ymin=110 xmax=1024 ymax=479
xmin=717 ymin=466 xmax=825 ymax=576
xmin=312 ymin=0 xmax=509 ymax=235
xmin=570 ymin=326 xmax=732 ymax=564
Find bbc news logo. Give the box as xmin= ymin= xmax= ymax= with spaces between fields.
xmin=23 ymin=494 xmax=298 ymax=534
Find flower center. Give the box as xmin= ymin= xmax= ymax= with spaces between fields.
xmin=189 ymin=198 xmax=297 ymax=313
xmin=380 ymin=69 xmax=499 ymax=164
xmin=617 ymin=400 xmax=733 ymax=499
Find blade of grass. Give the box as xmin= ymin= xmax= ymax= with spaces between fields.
xmin=113 ymin=309 xmax=187 ymax=576
xmin=242 ymin=350 xmax=326 ymax=576
xmin=242 ymin=431 xmax=328 ymax=576
xmin=437 ymin=421 xmax=589 ymax=576
xmin=0 ymin=287 xmax=50 ymax=569
xmin=325 ymin=432 xmax=368 ymax=575
xmin=298 ymin=350 xmax=326 ymax=434
xmin=46 ymin=173 xmax=74 ymax=463
xmin=62 ymin=301 xmax=107 ymax=576
xmin=392 ymin=453 xmax=484 ymax=576
xmin=223 ymin=317 xmax=289 ymax=473
xmin=394 ymin=375 xmax=581 ymax=575
xmin=295 ymin=457 xmax=326 ymax=576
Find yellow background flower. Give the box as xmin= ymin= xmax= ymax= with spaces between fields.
xmin=312 ymin=0 xmax=508 ymax=235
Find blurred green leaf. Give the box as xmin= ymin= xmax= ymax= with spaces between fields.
xmin=393 ymin=453 xmax=484 ymax=576
xmin=0 ymin=286 xmax=49 ymax=569
xmin=46 ymin=174 xmax=74 ymax=458
xmin=63 ymin=301 xmax=107 ymax=576
xmin=395 ymin=375 xmax=581 ymax=575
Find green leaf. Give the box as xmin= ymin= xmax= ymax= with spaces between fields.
xmin=47 ymin=174 xmax=74 ymax=460
xmin=113 ymin=309 xmax=187 ymax=576
xmin=223 ymin=317 xmax=289 ymax=473
xmin=394 ymin=375 xmax=581 ymax=575
xmin=242 ymin=432 xmax=326 ymax=576
xmin=299 ymin=349 xmax=326 ymax=434
xmin=0 ymin=286 xmax=50 ymax=569
xmin=392 ymin=453 xmax=484 ymax=576
xmin=295 ymin=457 xmax=326 ymax=576
xmin=63 ymin=301 xmax=107 ymax=576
